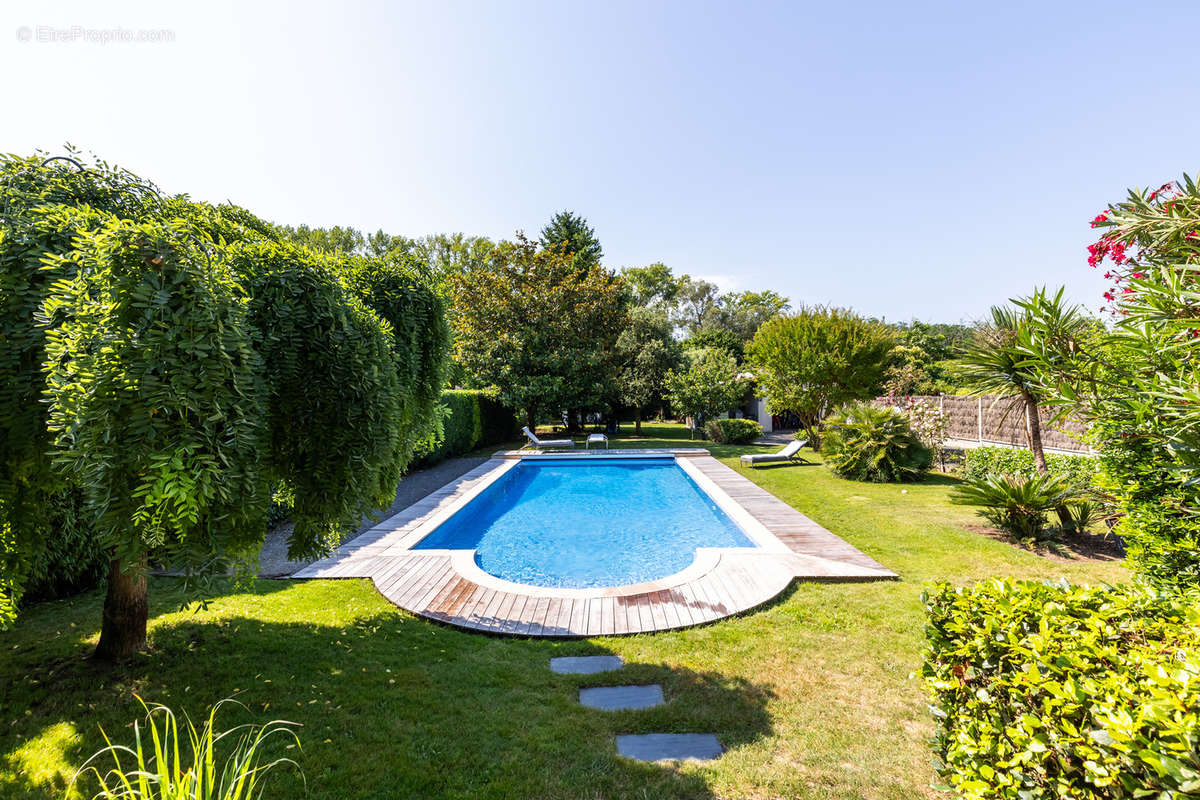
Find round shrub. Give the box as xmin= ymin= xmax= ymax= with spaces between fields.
xmin=820 ymin=402 xmax=933 ymax=482
xmin=704 ymin=418 xmax=764 ymax=444
xmin=923 ymin=579 xmax=1200 ymax=800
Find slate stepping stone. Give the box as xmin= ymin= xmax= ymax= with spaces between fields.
xmin=550 ymin=655 xmax=623 ymax=674
xmin=580 ymin=684 xmax=664 ymax=710
xmin=616 ymin=733 xmax=723 ymax=762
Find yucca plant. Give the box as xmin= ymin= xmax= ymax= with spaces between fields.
xmin=70 ymin=696 xmax=303 ymax=799
xmin=951 ymin=472 xmax=1076 ymax=543
xmin=820 ymin=402 xmax=933 ymax=482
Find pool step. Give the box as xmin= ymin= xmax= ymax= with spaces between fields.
xmin=550 ymin=655 xmax=624 ymax=674
xmin=580 ymin=684 xmax=663 ymax=710
xmin=616 ymin=734 xmax=724 ymax=762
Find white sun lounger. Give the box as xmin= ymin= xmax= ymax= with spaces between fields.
xmin=739 ymin=439 xmax=809 ymax=468
xmin=522 ymin=426 xmax=574 ymax=449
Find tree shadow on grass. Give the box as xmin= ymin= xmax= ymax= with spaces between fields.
xmin=2 ymin=588 xmax=774 ymax=800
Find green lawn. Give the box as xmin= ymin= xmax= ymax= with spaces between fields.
xmin=2 ymin=424 xmax=1127 ymax=799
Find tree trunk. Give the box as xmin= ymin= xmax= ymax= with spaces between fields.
xmin=94 ymin=554 xmax=148 ymax=663
xmin=526 ymin=407 xmax=537 ymax=432
xmin=634 ymin=407 xmax=642 ymax=436
xmin=1022 ymin=390 xmax=1048 ymax=475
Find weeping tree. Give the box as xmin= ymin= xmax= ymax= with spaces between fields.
xmin=0 ymin=152 xmax=449 ymax=660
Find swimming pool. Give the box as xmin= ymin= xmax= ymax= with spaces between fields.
xmin=414 ymin=457 xmax=757 ymax=588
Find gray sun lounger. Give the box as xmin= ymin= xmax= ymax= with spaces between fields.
xmin=740 ymin=439 xmax=809 ymax=467
xmin=522 ymin=426 xmax=575 ymax=449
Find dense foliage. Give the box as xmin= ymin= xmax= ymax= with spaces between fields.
xmin=819 ymin=402 xmax=932 ymax=482
xmin=414 ymin=389 xmax=518 ymax=465
xmin=539 ymin=210 xmax=603 ymax=271
xmin=449 ymin=235 xmax=626 ymax=429
xmin=1015 ymin=175 xmax=1200 ymax=588
xmin=704 ymin=418 xmax=764 ymax=444
xmin=615 ymin=307 xmax=684 ymax=433
xmin=962 ymin=447 xmax=1098 ymax=488
xmin=746 ymin=308 xmax=894 ymax=446
xmin=664 ymin=348 xmax=748 ymax=438
xmin=923 ymin=579 xmax=1200 ymax=799
xmin=0 ymin=152 xmax=449 ymax=657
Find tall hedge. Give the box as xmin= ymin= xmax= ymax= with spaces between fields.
xmin=0 ymin=151 xmax=450 ymax=660
xmin=923 ymin=579 xmax=1200 ymax=799
xmin=414 ymin=389 xmax=518 ymax=466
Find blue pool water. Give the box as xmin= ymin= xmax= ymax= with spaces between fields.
xmin=414 ymin=458 xmax=756 ymax=588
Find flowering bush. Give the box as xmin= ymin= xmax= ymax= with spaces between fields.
xmin=1018 ymin=173 xmax=1200 ymax=588
xmin=878 ymin=396 xmax=950 ymax=463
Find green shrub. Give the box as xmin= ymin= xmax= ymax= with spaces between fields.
xmin=951 ymin=472 xmax=1076 ymax=543
xmin=21 ymin=488 xmax=107 ymax=604
xmin=922 ymin=579 xmax=1200 ymax=799
xmin=72 ymin=696 xmax=302 ymax=799
xmin=820 ymin=402 xmax=932 ymax=482
xmin=962 ymin=446 xmax=1097 ymax=488
xmin=414 ymin=390 xmax=519 ymax=466
xmin=476 ymin=392 xmax=519 ymax=446
xmin=704 ymin=418 xmax=764 ymax=444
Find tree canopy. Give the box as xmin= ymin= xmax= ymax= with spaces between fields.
xmin=449 ymin=235 xmax=626 ymax=428
xmin=615 ymin=308 xmax=683 ymax=433
xmin=539 ymin=210 xmax=603 ymax=271
xmin=664 ymin=348 xmax=748 ymax=439
xmin=746 ymin=307 xmax=894 ymax=445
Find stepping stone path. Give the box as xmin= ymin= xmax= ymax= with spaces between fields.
xmin=580 ymin=685 xmax=664 ymax=710
xmin=550 ymin=655 xmax=624 ymax=674
xmin=551 ymin=655 xmax=723 ymax=763
xmin=616 ymin=733 xmax=724 ymax=762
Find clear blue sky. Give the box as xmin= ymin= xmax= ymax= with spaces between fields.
xmin=4 ymin=0 xmax=1199 ymax=322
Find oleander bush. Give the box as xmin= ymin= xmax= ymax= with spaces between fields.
xmin=962 ymin=446 xmax=1098 ymax=489
xmin=951 ymin=472 xmax=1076 ymax=543
xmin=704 ymin=418 xmax=764 ymax=444
xmin=820 ymin=402 xmax=932 ymax=482
xmin=923 ymin=579 xmax=1200 ymax=800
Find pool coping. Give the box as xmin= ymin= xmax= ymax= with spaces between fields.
xmin=291 ymin=451 xmax=897 ymax=636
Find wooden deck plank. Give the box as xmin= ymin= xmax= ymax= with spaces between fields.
xmin=586 ymin=598 xmax=603 ymax=636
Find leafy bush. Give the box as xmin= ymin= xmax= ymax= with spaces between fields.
xmin=704 ymin=418 xmax=764 ymax=444
xmin=820 ymin=402 xmax=932 ymax=482
xmin=20 ymin=488 xmax=106 ymax=604
xmin=962 ymin=446 xmax=1098 ymax=488
xmin=923 ymin=579 xmax=1200 ymax=799
xmin=476 ymin=392 xmax=519 ymax=446
xmin=72 ymin=696 xmax=302 ymax=799
xmin=951 ymin=473 xmax=1075 ymax=543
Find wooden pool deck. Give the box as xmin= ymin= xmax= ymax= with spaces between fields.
xmin=291 ymin=452 xmax=896 ymax=636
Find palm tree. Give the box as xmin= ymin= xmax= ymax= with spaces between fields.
xmin=960 ymin=304 xmax=1053 ymax=473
